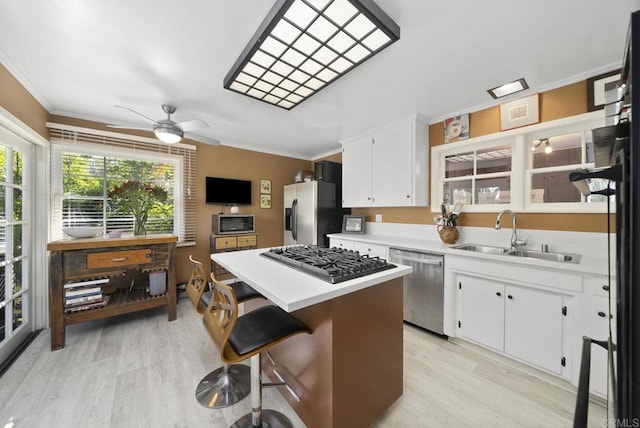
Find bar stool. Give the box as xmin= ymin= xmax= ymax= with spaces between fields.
xmin=186 ymin=256 xmax=262 ymax=409
xmin=203 ymin=277 xmax=310 ymax=428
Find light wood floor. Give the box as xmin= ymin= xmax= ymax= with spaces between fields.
xmin=0 ymin=296 xmax=606 ymax=427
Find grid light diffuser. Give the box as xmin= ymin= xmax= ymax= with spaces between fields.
xmin=224 ymin=0 xmax=400 ymax=110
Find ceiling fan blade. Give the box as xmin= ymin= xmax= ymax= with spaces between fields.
xmin=107 ymin=124 xmax=153 ymax=131
xmin=184 ymin=133 xmax=220 ymax=145
xmin=114 ymin=105 xmax=159 ymax=124
xmin=177 ymin=119 xmax=209 ymax=132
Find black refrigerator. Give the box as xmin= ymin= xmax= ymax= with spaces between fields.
xmin=572 ymin=10 xmax=640 ymax=426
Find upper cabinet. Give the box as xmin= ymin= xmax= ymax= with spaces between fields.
xmin=341 ymin=115 xmax=429 ymax=207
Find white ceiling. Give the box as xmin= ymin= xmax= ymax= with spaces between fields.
xmin=0 ymin=1 xmax=638 ymax=159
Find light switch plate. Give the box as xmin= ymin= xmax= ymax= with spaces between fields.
xmin=375 ymin=214 xmax=382 ymax=222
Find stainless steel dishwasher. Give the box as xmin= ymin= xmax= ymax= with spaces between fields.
xmin=388 ymin=248 xmax=445 ymax=335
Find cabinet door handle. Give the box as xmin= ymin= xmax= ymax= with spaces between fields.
xmin=496 ymin=292 xmax=502 ymax=297
xmin=602 ymin=285 xmax=610 ymax=291
xmin=507 ymin=295 xmax=513 ymax=300
xmin=112 ymin=257 xmax=127 ymax=262
xmin=598 ymin=311 xmax=607 ymax=318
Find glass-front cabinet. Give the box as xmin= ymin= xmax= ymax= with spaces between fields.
xmin=431 ymin=111 xmax=609 ymax=213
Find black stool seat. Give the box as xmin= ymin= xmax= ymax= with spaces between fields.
xmin=200 ymin=281 xmax=261 ymax=309
xmin=229 ymin=305 xmax=310 ymax=356
xmin=232 ymin=280 xmax=262 ymax=302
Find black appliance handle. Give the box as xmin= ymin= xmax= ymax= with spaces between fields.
xmin=292 ymin=199 xmax=298 ymax=241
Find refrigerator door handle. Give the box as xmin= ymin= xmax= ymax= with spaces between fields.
xmin=292 ymin=199 xmax=298 ymax=241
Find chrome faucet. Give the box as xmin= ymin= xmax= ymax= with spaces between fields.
xmin=494 ymin=209 xmax=528 ymax=251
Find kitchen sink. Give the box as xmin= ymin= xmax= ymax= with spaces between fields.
xmin=452 ymin=243 xmax=581 ymax=264
xmin=507 ymin=249 xmax=581 ymax=264
xmin=452 ymin=244 xmax=511 ymax=254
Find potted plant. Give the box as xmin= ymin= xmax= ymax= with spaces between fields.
xmin=108 ymin=180 xmax=168 ymax=236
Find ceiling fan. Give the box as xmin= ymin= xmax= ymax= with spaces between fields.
xmin=108 ymin=104 xmax=209 ymax=144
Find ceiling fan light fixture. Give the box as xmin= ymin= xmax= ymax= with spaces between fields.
xmin=224 ymin=0 xmax=400 ymax=110
xmin=487 ymin=78 xmax=529 ymax=99
xmin=154 ymin=124 xmax=183 ymax=144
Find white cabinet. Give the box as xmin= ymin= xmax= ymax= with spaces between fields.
xmin=341 ymin=135 xmax=372 ymax=207
xmin=341 ymin=115 xmax=428 ymax=207
xmin=329 ymin=238 xmax=354 ymax=250
xmin=457 ymin=274 xmax=565 ymax=374
xmin=329 ymin=238 xmax=388 ymax=259
xmin=503 ymin=285 xmax=563 ymax=374
xmin=582 ymin=275 xmax=614 ymax=398
xmin=353 ymin=241 xmax=387 ymax=259
xmin=458 ymin=276 xmax=504 ymax=351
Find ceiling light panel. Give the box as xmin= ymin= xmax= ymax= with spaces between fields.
xmin=224 ymin=0 xmax=400 ymax=110
xmin=487 ymin=78 xmax=529 ymax=99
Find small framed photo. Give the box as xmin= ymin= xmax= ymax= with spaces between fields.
xmin=341 ymin=215 xmax=365 ymax=234
xmin=587 ymin=70 xmax=621 ymax=112
xmin=260 ymin=179 xmax=272 ymax=194
xmin=260 ymin=194 xmax=272 ymax=209
xmin=500 ymin=94 xmax=539 ymax=131
xmin=444 ymin=114 xmax=470 ymax=143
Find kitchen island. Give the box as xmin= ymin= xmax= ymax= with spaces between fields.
xmin=211 ymin=248 xmax=412 ymax=428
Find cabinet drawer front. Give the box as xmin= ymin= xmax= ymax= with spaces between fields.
xmin=353 ymin=242 xmax=387 ymax=258
xmin=215 ymin=237 xmax=237 ymax=249
xmin=87 ymin=249 xmax=153 ymax=269
xmin=237 ymin=235 xmax=257 ymax=247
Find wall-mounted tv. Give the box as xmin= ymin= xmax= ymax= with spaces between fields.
xmin=206 ymin=177 xmax=252 ymax=205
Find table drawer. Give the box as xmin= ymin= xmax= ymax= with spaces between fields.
xmin=86 ymin=249 xmax=153 ymax=269
xmin=215 ymin=237 xmax=238 ymax=250
xmin=237 ymin=234 xmax=257 ymax=247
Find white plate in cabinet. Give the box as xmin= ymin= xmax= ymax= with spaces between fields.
xmin=353 ymin=242 xmax=387 ymax=259
xmin=329 ymin=238 xmax=354 ymax=250
xmin=457 ymin=274 xmax=565 ymax=375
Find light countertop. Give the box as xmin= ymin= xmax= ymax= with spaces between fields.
xmin=211 ymin=248 xmax=412 ymax=312
xmin=328 ymin=233 xmax=611 ymax=277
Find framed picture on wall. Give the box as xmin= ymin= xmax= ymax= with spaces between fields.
xmin=260 ymin=194 xmax=272 ymax=209
xmin=444 ymin=114 xmax=470 ymax=143
xmin=500 ymin=94 xmax=539 ymax=131
xmin=586 ymin=70 xmax=621 ymax=111
xmin=260 ymin=179 xmax=272 ymax=194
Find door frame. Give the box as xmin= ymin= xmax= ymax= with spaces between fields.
xmin=0 ymin=106 xmax=49 ymax=365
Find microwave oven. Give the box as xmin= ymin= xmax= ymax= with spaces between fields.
xmin=212 ymin=214 xmax=255 ymax=235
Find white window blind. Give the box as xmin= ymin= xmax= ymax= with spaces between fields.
xmin=48 ymin=126 xmax=197 ymax=244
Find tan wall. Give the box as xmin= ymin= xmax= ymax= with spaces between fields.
xmin=353 ymin=81 xmax=612 ymax=233
xmin=0 ymin=63 xmax=49 ymax=138
xmin=49 ymin=115 xmax=311 ymax=282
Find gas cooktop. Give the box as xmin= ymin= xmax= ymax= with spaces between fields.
xmin=261 ymin=245 xmax=396 ymax=284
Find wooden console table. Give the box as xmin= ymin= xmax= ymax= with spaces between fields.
xmin=47 ymin=234 xmax=177 ymax=350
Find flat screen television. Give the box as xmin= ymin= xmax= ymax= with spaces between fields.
xmin=205 ymin=177 xmax=252 ymax=205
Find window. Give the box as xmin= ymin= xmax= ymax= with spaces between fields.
xmin=443 ymin=142 xmax=513 ymax=206
xmin=49 ymin=126 xmax=197 ymax=244
xmin=431 ymin=111 xmax=607 ymax=213
xmin=526 ymin=128 xmax=613 ymax=208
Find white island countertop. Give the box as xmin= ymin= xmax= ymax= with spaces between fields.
xmin=211 ymin=248 xmax=412 ymax=312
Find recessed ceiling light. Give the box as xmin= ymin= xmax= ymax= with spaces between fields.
xmin=224 ymin=0 xmax=400 ymax=110
xmin=487 ymin=78 xmax=529 ymax=99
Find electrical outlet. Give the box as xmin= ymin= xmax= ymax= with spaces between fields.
xmin=375 ymin=214 xmax=383 ymax=222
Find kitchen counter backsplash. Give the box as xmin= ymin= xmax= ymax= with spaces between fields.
xmin=332 ymin=222 xmax=614 ymax=276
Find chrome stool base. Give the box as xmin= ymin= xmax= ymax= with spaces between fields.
xmin=195 ymin=363 xmax=251 ymax=409
xmin=230 ymin=410 xmax=293 ymax=428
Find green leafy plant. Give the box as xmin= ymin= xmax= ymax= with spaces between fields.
xmin=108 ymin=180 xmax=168 ymax=235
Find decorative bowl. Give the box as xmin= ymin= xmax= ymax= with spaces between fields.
xmin=62 ymin=226 xmax=103 ymax=238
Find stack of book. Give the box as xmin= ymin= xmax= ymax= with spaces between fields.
xmin=64 ymin=278 xmax=110 ymax=313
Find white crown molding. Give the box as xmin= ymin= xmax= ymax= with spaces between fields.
xmin=0 ymin=49 xmax=52 ymax=111
xmin=428 ymin=61 xmax=623 ymax=125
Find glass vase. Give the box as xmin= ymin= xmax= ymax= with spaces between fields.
xmin=134 ymin=216 xmax=147 ymax=236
